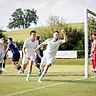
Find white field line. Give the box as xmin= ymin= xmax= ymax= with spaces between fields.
xmin=4 ymin=78 xmax=84 ymax=96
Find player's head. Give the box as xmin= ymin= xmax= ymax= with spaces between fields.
xmin=36 ymin=35 xmax=40 ymax=40
xmin=30 ymin=30 xmax=36 ymax=40
xmin=8 ymin=38 xmax=12 ymax=43
xmin=92 ymin=33 xmax=96 ymax=40
xmin=53 ymin=31 xmax=60 ymax=39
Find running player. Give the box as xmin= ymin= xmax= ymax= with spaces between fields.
xmin=22 ymin=30 xmax=38 ymax=81
xmin=5 ymin=38 xmax=22 ymax=74
xmin=35 ymin=30 xmax=67 ymax=82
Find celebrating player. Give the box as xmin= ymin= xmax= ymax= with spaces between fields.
xmin=35 ymin=30 xmax=67 ymax=82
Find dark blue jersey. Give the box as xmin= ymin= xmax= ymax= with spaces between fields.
xmin=38 ymin=40 xmax=43 ymax=57
xmin=7 ymin=42 xmax=19 ymax=54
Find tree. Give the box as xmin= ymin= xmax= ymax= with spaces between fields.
xmin=59 ymin=27 xmax=84 ymax=51
xmin=47 ymin=16 xmax=67 ymax=31
xmin=8 ymin=8 xmax=38 ymax=29
xmin=47 ymin=16 xmax=65 ymax=26
xmin=0 ymin=32 xmax=5 ymax=38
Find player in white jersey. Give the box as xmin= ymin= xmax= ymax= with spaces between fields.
xmin=0 ymin=38 xmax=5 ymax=74
xmin=35 ymin=30 xmax=67 ymax=82
xmin=22 ymin=30 xmax=38 ymax=81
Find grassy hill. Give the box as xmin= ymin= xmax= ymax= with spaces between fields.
xmin=4 ymin=28 xmax=33 ymax=41
xmin=3 ymin=27 xmax=54 ymax=41
xmin=3 ymin=23 xmax=84 ymax=41
xmin=68 ymin=23 xmax=84 ymax=29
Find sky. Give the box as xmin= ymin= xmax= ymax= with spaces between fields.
xmin=0 ymin=0 xmax=96 ymax=30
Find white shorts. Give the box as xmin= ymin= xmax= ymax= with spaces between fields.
xmin=22 ymin=54 xmax=35 ymax=64
xmin=41 ymin=53 xmax=55 ymax=65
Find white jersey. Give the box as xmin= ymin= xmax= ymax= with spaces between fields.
xmin=41 ymin=38 xmax=65 ymax=65
xmin=23 ymin=38 xmax=38 ymax=57
xmin=43 ymin=38 xmax=65 ymax=56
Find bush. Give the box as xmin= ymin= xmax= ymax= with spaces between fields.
xmin=77 ymin=50 xmax=84 ymax=58
xmin=0 ymin=32 xmax=5 ymax=38
xmin=15 ymin=41 xmax=24 ymax=50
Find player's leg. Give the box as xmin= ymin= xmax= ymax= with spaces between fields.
xmin=35 ymin=55 xmax=40 ymax=69
xmin=2 ymin=61 xmax=5 ymax=69
xmin=0 ymin=62 xmax=3 ymax=74
xmin=26 ymin=60 xmax=33 ymax=81
xmin=12 ymin=52 xmax=22 ymax=73
xmin=38 ymin=55 xmax=55 ymax=82
xmin=38 ymin=64 xmax=51 ymax=82
xmin=41 ymin=55 xmax=54 ymax=75
xmin=35 ymin=56 xmax=42 ymax=75
xmin=2 ymin=55 xmax=7 ymax=71
xmin=0 ymin=62 xmax=2 ymax=69
xmin=12 ymin=61 xmax=22 ymax=73
xmin=0 ymin=52 xmax=4 ymax=74
xmin=22 ymin=55 xmax=28 ymax=73
xmin=39 ymin=55 xmax=47 ymax=74
xmin=35 ymin=62 xmax=41 ymax=75
xmin=22 ymin=64 xmax=27 ymax=72
xmin=92 ymin=59 xmax=95 ymax=71
xmin=94 ymin=52 xmax=96 ymax=72
xmin=93 ymin=59 xmax=96 ymax=72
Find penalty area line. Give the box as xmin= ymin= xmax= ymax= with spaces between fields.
xmin=4 ymin=78 xmax=84 ymax=96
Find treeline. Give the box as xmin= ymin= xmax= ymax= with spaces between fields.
xmin=16 ymin=24 xmax=84 ymax=57
xmin=0 ymin=23 xmax=85 ymax=57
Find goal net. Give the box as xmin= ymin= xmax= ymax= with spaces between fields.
xmin=84 ymin=9 xmax=96 ymax=78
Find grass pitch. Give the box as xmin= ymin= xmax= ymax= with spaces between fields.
xmin=0 ymin=59 xmax=96 ymax=96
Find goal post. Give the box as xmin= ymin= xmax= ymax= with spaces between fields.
xmin=84 ymin=9 xmax=96 ymax=78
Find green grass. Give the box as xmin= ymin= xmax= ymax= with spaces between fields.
xmin=3 ymin=26 xmax=54 ymax=41
xmin=6 ymin=58 xmax=85 ymax=65
xmin=68 ymin=23 xmax=84 ymax=29
xmin=3 ymin=28 xmax=33 ymax=41
xmin=0 ymin=59 xmax=96 ymax=96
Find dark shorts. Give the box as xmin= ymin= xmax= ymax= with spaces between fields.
xmin=12 ymin=52 xmax=20 ymax=62
xmin=35 ymin=49 xmax=43 ymax=63
xmin=35 ymin=55 xmax=41 ymax=64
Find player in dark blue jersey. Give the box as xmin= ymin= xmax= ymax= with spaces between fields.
xmin=35 ymin=36 xmax=43 ymax=75
xmin=5 ymin=38 xmax=22 ymax=73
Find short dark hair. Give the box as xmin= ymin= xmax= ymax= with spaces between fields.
xmin=53 ymin=31 xmax=59 ymax=34
xmin=8 ymin=38 xmax=12 ymax=41
xmin=36 ymin=35 xmax=40 ymax=40
xmin=94 ymin=33 xmax=96 ymax=36
xmin=30 ymin=30 xmax=36 ymax=35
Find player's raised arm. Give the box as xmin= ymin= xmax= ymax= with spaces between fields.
xmin=61 ymin=30 xmax=68 ymax=42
